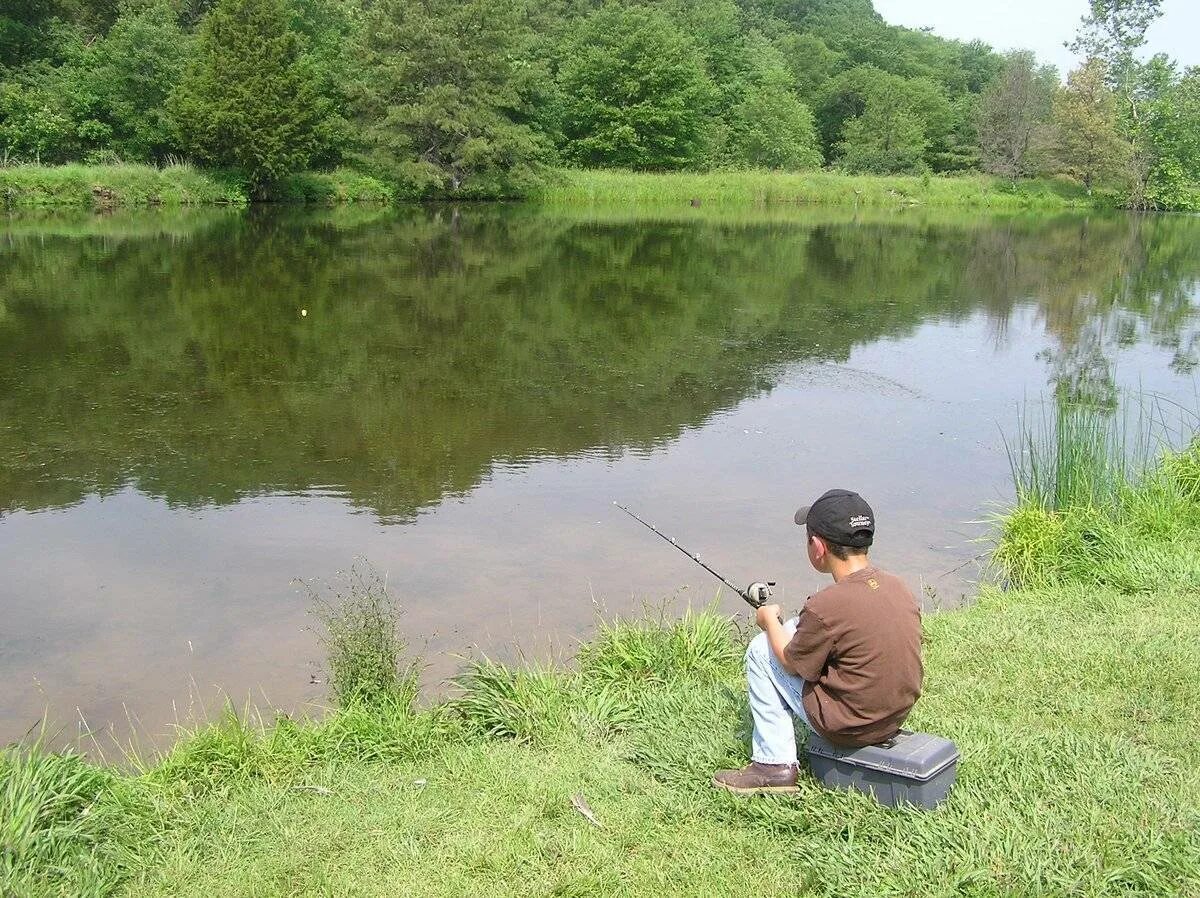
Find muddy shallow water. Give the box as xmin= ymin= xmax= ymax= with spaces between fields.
xmin=3 ymin=205 xmax=1199 ymax=746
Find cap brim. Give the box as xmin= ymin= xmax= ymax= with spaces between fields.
xmin=793 ymin=505 xmax=811 ymax=527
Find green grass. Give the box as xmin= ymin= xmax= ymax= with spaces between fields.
xmin=260 ymin=168 xmax=394 ymax=204
xmin=2 ymin=164 xmax=1108 ymax=210
xmin=0 ymin=163 xmax=248 ymax=208
xmin=534 ymin=168 xmax=1106 ymax=210
xmin=5 ymin=416 xmax=1200 ymax=896
xmin=0 ymin=164 xmax=393 ymax=209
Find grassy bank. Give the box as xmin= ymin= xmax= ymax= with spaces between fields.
xmin=0 ymin=164 xmax=393 ymax=209
xmin=4 ymin=409 xmax=1200 ymax=896
xmin=535 ymin=169 xmax=1105 ymax=210
xmin=1 ymin=163 xmax=1110 ymax=211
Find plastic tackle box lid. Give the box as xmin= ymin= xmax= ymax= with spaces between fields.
xmin=806 ymin=730 xmax=960 ymax=782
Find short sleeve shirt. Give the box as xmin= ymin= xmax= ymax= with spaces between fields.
xmin=782 ymin=566 xmax=923 ymax=747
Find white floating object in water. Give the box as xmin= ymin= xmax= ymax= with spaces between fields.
xmin=301 ymin=309 xmax=308 ymax=317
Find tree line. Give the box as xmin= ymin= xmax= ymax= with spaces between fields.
xmin=0 ymin=0 xmax=1197 ymax=208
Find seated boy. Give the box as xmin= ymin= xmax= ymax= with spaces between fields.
xmin=713 ymin=489 xmax=923 ymax=794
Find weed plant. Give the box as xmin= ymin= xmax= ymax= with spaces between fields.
xmin=305 ymin=564 xmax=419 ymax=709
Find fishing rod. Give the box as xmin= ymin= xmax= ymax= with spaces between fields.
xmin=613 ymin=502 xmax=774 ymax=608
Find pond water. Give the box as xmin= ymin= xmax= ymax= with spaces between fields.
xmin=3 ymin=205 xmax=1200 ymax=746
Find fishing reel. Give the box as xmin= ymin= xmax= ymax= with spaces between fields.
xmin=744 ymin=581 xmax=776 ymax=608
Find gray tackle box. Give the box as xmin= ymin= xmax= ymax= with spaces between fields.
xmin=805 ymin=729 xmax=959 ymax=809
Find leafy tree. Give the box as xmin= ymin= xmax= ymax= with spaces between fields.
xmin=170 ymin=0 xmax=332 ymax=191
xmin=977 ymin=51 xmax=1056 ymax=182
xmin=1044 ymin=60 xmax=1128 ymax=193
xmin=355 ymin=0 xmax=547 ymax=197
xmin=557 ymin=4 xmax=715 ymax=170
xmin=0 ymin=0 xmax=70 ymax=69
xmin=285 ymin=0 xmax=357 ymax=168
xmin=71 ymin=0 xmax=190 ymax=161
xmin=775 ymin=31 xmax=842 ymax=104
xmin=814 ymin=65 xmax=879 ymax=157
xmin=819 ymin=66 xmax=950 ymax=173
xmin=1142 ymin=65 xmax=1200 ymax=211
xmin=0 ymin=63 xmax=76 ymax=162
xmin=1068 ymin=0 xmax=1161 ymax=88
xmin=1068 ymin=0 xmax=1164 ymax=206
xmin=955 ymin=39 xmax=1005 ymax=93
xmin=728 ymin=74 xmax=822 ymax=169
xmin=836 ymin=94 xmax=926 ymax=174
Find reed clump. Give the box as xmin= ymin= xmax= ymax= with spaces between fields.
xmin=996 ymin=397 xmax=1200 ymax=590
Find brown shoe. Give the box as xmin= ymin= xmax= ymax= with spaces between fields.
xmin=712 ymin=761 xmax=799 ymax=795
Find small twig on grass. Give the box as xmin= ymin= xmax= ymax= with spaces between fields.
xmin=291 ymin=785 xmax=333 ymax=796
xmin=570 ymin=792 xmax=603 ymax=828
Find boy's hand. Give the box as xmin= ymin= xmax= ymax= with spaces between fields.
xmin=755 ymin=603 xmax=783 ymax=631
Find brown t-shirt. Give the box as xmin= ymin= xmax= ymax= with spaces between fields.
xmin=782 ymin=566 xmax=922 ymax=747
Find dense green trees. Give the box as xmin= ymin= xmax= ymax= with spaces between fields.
xmin=73 ymin=0 xmax=191 ymax=162
xmin=0 ymin=0 xmax=1197 ymax=207
xmin=557 ymin=5 xmax=714 ymax=170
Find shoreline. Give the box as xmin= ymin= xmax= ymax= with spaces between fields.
xmin=1 ymin=163 xmax=1109 ymax=212
xmin=5 ymin=416 xmax=1199 ymax=895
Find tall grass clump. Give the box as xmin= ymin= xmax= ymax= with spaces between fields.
xmin=450 ymin=608 xmax=741 ymax=746
xmin=451 ymin=659 xmax=579 ymax=744
xmin=576 ymin=606 xmax=740 ymax=689
xmin=996 ymin=395 xmax=1200 ymax=590
xmin=0 ymin=744 xmax=129 ymax=895
xmin=305 ymin=564 xmax=418 ymax=709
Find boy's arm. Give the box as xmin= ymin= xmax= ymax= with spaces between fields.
xmin=757 ymin=603 xmax=833 ymax=680
xmin=755 ymin=604 xmax=794 ymax=664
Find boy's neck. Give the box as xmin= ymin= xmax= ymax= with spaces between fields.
xmin=829 ymin=555 xmax=872 ymax=583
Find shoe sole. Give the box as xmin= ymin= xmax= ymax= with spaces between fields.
xmin=711 ymin=777 xmax=800 ymax=795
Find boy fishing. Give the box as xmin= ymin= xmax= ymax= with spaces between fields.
xmin=712 ymin=489 xmax=923 ymax=794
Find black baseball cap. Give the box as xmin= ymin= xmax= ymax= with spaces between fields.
xmin=794 ymin=489 xmax=875 ymax=548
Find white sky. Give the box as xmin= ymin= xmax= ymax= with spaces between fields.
xmin=873 ymin=0 xmax=1200 ymax=75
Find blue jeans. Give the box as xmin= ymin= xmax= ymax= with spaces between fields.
xmin=747 ymin=617 xmax=813 ymax=765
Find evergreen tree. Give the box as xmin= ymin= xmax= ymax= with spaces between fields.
xmin=557 ymin=5 xmax=715 ymax=170
xmin=355 ymin=0 xmax=547 ymax=197
xmin=170 ymin=0 xmax=332 ymax=190
xmin=1045 ymin=60 xmax=1128 ymax=194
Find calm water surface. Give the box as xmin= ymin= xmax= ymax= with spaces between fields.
xmin=3 ymin=205 xmax=1199 ymax=745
